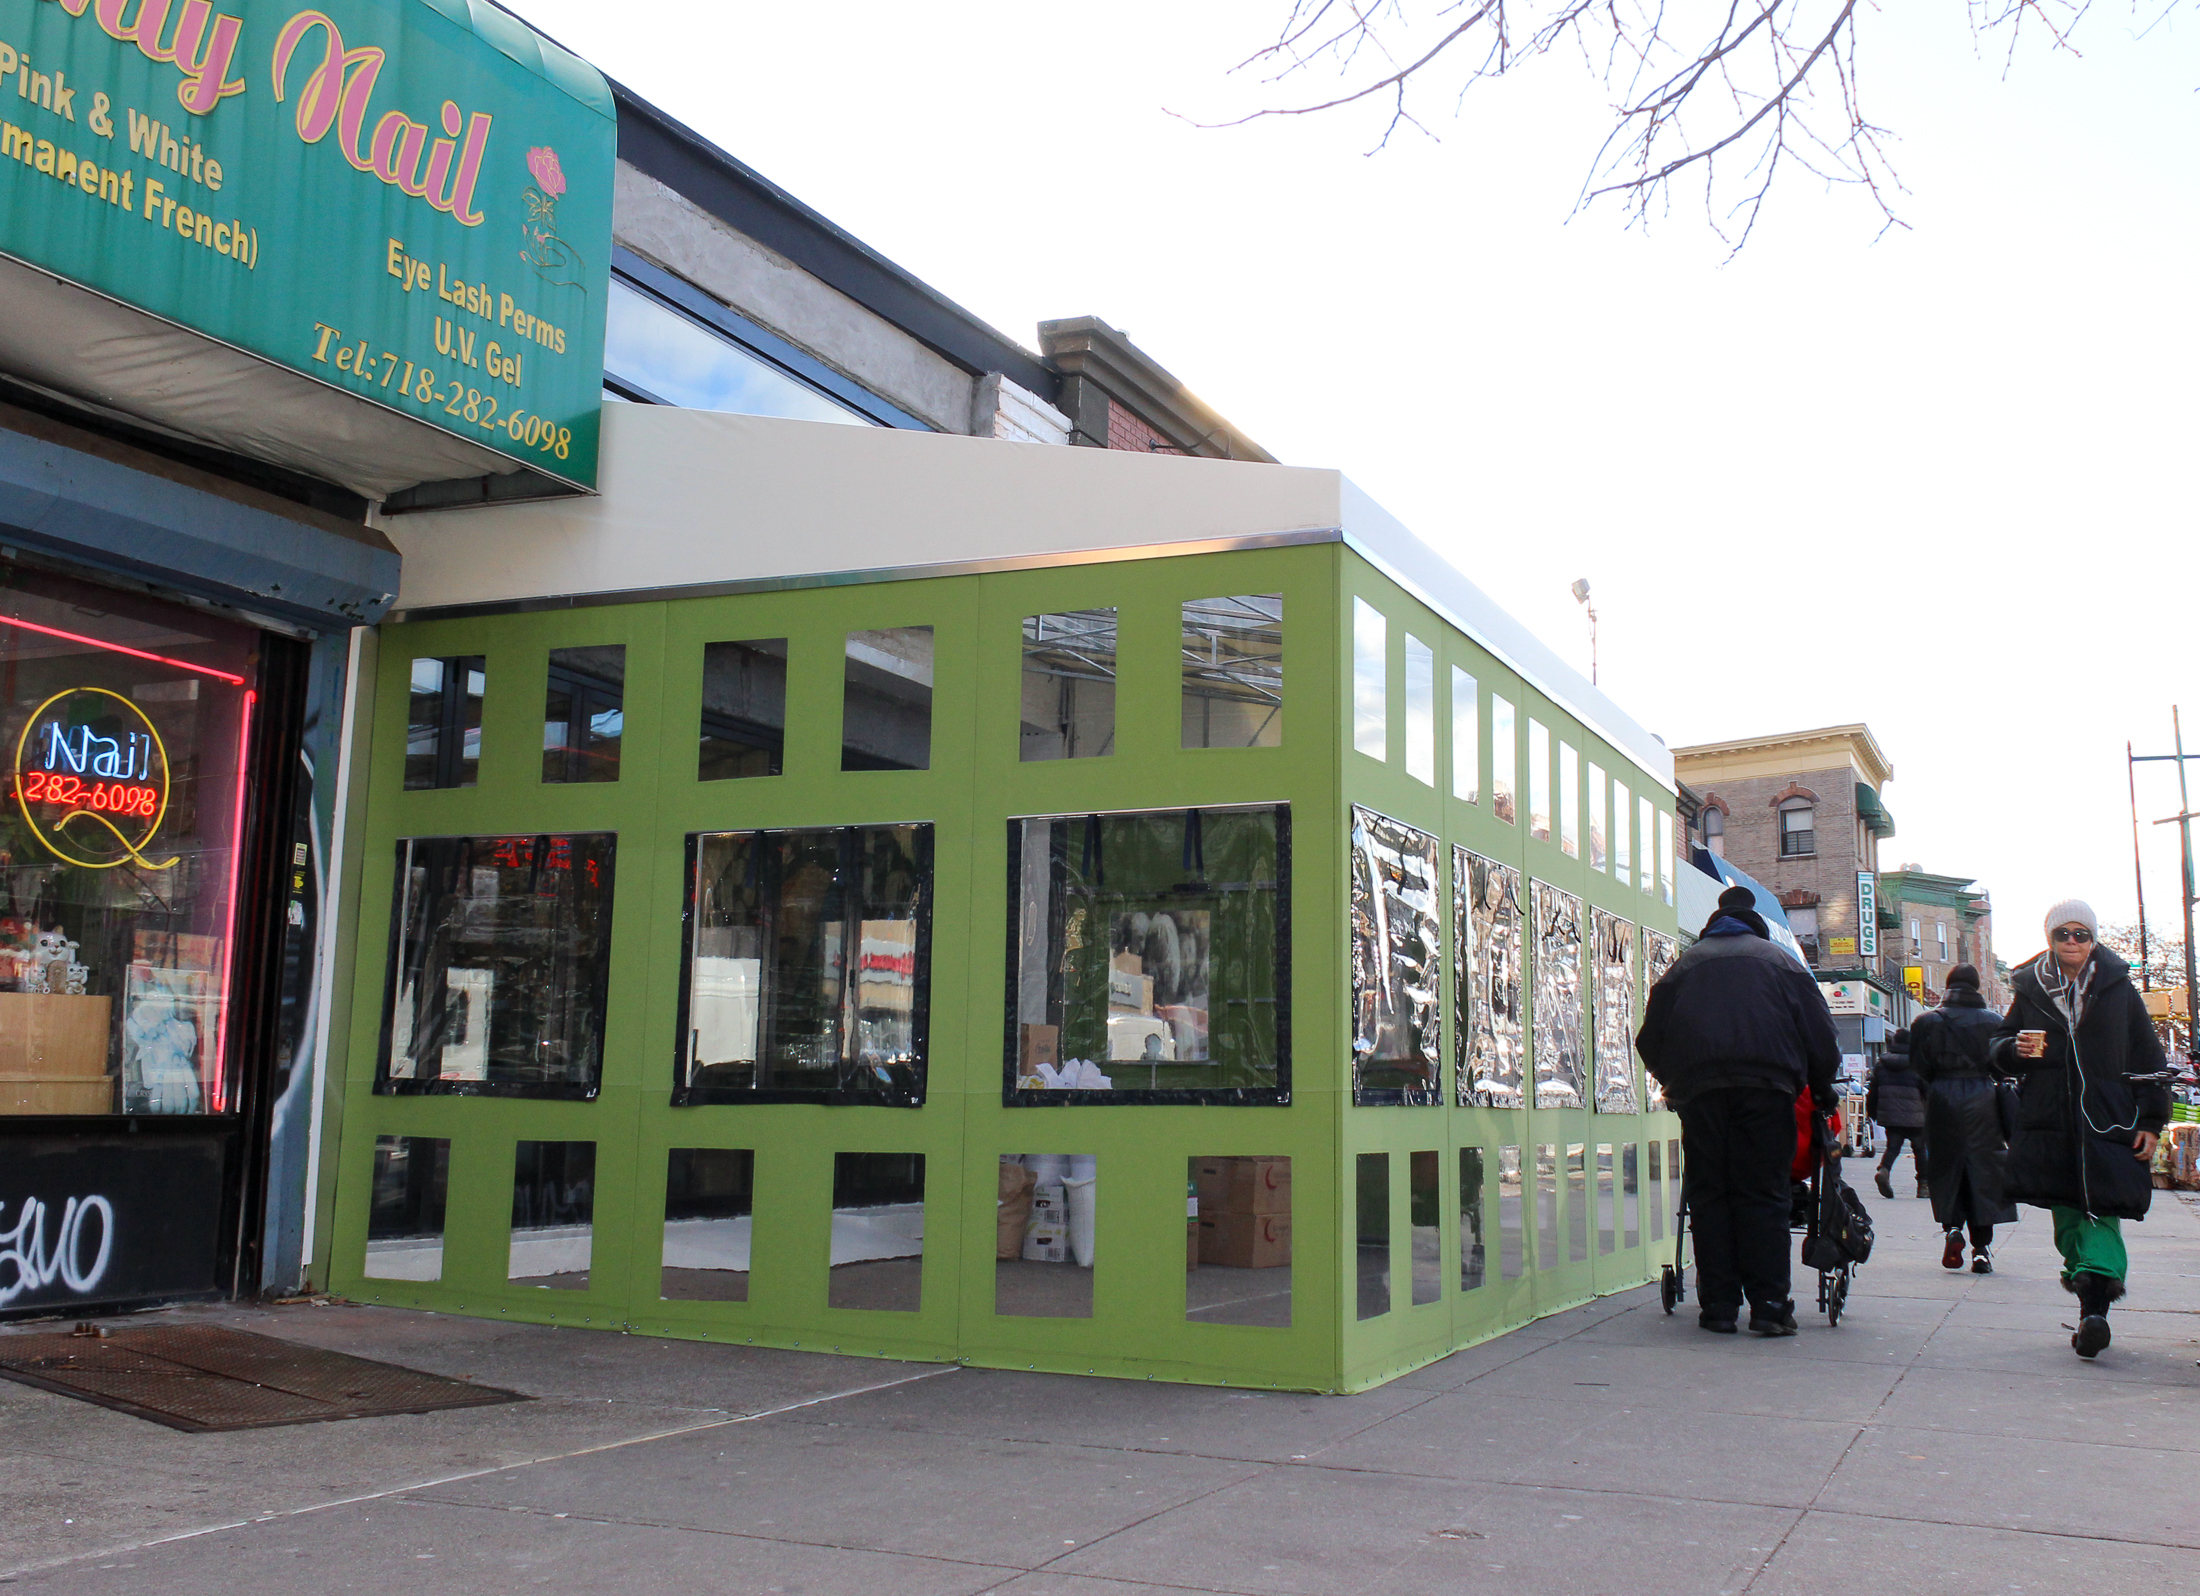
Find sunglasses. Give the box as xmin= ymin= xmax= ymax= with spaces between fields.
xmin=2052 ymin=927 xmax=2094 ymax=945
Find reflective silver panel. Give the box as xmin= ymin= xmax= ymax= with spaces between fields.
xmin=1454 ymin=845 xmax=1525 ymax=1108
xmin=1531 ymin=880 xmax=1586 ymax=1110
xmin=1592 ymin=908 xmax=1638 ymax=1115
xmin=1642 ymin=929 xmax=1680 ymax=1111
xmin=1350 ymin=806 xmax=1443 ymax=1102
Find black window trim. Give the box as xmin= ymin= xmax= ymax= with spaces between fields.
xmin=609 ymin=247 xmax=933 ymax=433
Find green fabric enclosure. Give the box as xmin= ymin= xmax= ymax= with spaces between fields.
xmin=320 ymin=542 xmax=1679 ymax=1391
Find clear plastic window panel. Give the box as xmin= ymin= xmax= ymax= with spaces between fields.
xmin=1459 ymin=1146 xmax=1486 ymax=1291
xmin=1181 ymin=595 xmax=1281 ymax=750
xmin=1567 ymin=1143 xmax=1588 ymax=1264
xmin=1491 ymin=694 xmax=1517 ymax=824
xmin=1642 ymin=930 xmax=1680 ymax=1111
xmin=1454 ymin=846 xmax=1525 ymax=1109
xmin=1613 ymin=779 xmax=1632 ymax=887
xmin=998 ymin=1154 xmax=1096 ymax=1319
xmin=1351 ymin=598 xmax=1386 ymax=759
xmin=842 ymin=627 xmax=933 ymax=772
xmin=1356 ymin=1151 xmax=1389 ymax=1319
xmin=1349 ymin=806 xmax=1442 ymax=1104
xmin=1187 ymin=1155 xmax=1291 ymax=1326
xmin=1596 ymin=1143 xmax=1616 ymax=1255
xmin=542 ymin=645 xmax=624 ymax=784
xmin=1658 ymin=809 xmax=1675 ymax=905
xmin=1404 ymin=634 xmax=1435 ymax=786
xmin=509 ymin=1140 xmax=594 ymax=1288
xmin=379 ymin=834 xmax=617 ymax=1098
xmin=1558 ymin=740 xmax=1579 ymax=858
xmin=661 ymin=1148 xmax=754 ymax=1301
xmin=1648 ymin=1139 xmax=1665 ymax=1240
xmin=1499 ymin=1145 xmax=1525 ymax=1280
xmin=0 ymin=569 xmax=257 ymax=1118
xmin=1527 ymin=718 xmax=1551 ymax=842
xmin=1591 ymin=908 xmax=1639 ymax=1114
xmin=678 ymin=824 xmax=932 ymax=1105
xmin=1021 ymin=609 xmax=1117 ymax=761
xmin=1586 ymin=762 xmax=1607 ymax=872
xmin=1622 ymin=1143 xmax=1641 ymax=1248
xmin=1451 ymin=667 xmax=1477 ymax=803
xmin=364 ymin=1135 xmax=448 ymax=1281
xmin=1535 ymin=1143 xmax=1559 ymax=1269
xmin=1409 ymin=1149 xmax=1441 ymax=1305
xmin=1007 ymin=806 xmax=1287 ymax=1101
xmin=700 ymin=638 xmax=788 ymax=780
xmin=605 ymin=276 xmax=871 ymax=425
xmin=1639 ymin=795 xmax=1656 ymax=897
xmin=829 ymin=1153 xmax=924 ymax=1312
xmin=1530 ymin=880 xmax=1586 ymax=1110
xmin=406 ymin=655 xmax=483 ymax=790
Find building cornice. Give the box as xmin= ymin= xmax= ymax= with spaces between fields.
xmin=1672 ymin=723 xmax=1894 ymax=788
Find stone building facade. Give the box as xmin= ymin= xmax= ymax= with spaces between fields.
xmin=1880 ymin=869 xmax=2008 ymax=1009
xmin=1671 ymin=725 xmax=1897 ymax=973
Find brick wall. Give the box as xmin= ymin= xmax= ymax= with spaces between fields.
xmin=1694 ymin=762 xmax=1877 ymax=962
xmin=1106 ymin=405 xmax=1180 ymax=454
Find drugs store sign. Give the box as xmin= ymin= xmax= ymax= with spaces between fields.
xmin=0 ymin=0 xmax=613 ymax=488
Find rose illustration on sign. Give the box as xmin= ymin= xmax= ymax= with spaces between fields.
xmin=520 ymin=145 xmax=585 ymax=289
xmin=12 ymin=688 xmax=177 ymax=870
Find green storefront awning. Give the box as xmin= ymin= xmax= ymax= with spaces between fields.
xmin=1856 ymin=781 xmax=1896 ymax=839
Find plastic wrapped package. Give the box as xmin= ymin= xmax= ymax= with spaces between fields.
xmin=1531 ymin=880 xmax=1586 ymax=1110
xmin=1642 ymin=930 xmax=1680 ymax=1111
xmin=1591 ymin=908 xmax=1638 ymax=1114
xmin=1455 ymin=846 xmax=1525 ymax=1108
xmin=1349 ymin=806 xmax=1442 ymax=1104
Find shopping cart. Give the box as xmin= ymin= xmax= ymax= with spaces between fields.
xmin=1661 ymin=1105 xmax=1865 ymax=1326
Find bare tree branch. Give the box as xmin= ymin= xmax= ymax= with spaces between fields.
xmin=1187 ymin=2 xmax=2171 ymax=248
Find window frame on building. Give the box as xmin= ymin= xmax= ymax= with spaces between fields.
xmin=1778 ymin=799 xmax=1815 ymax=859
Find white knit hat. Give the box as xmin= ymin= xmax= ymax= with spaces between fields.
xmin=2042 ymin=898 xmax=2098 ymax=942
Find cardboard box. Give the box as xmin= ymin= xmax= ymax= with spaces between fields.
xmin=0 ymin=993 xmax=113 ymax=1081
xmin=0 ymin=1077 xmax=115 ymax=1113
xmin=1022 ymin=1223 xmax=1068 ymax=1264
xmin=1200 ymin=1210 xmax=1291 ymax=1269
xmin=1108 ymin=953 xmax=1152 ymax=1015
xmin=1192 ymin=1156 xmax=1292 ymax=1216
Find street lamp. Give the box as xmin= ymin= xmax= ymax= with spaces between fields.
xmin=1571 ymin=578 xmax=1597 ymax=685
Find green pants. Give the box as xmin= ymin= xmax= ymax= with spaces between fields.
xmin=2051 ymin=1207 xmax=2128 ymax=1284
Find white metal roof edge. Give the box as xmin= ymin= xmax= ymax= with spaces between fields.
xmin=1337 ymin=480 xmax=1677 ymax=794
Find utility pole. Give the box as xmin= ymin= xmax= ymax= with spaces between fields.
xmin=2129 ymin=740 xmax=2151 ymax=987
xmin=2137 ymin=705 xmax=2200 ymax=1064
xmin=1570 ymin=578 xmax=1597 ymax=685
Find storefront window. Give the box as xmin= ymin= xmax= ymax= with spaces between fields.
xmin=1491 ymin=694 xmax=1516 ymax=824
xmin=1 ymin=568 xmax=257 ymax=1117
xmin=1613 ymin=778 xmax=1632 ymax=887
xmin=605 ymin=276 xmax=872 ymax=426
xmin=1187 ymin=1154 xmax=1291 ymax=1326
xmin=1356 ymin=1151 xmax=1389 ymax=1319
xmin=699 ymin=638 xmax=788 ymax=780
xmin=1639 ymin=795 xmax=1656 ymax=898
xmin=1021 ymin=609 xmax=1116 ymax=761
xmin=377 ymin=833 xmax=617 ymax=1098
xmin=661 ymin=1147 xmax=754 ymax=1301
xmin=1459 ymin=1146 xmax=1486 ymax=1291
xmin=829 ymin=1152 xmax=924 ymax=1311
xmin=510 ymin=1140 xmax=594 ymax=1287
xmin=1006 ymin=805 xmax=1288 ymax=1104
xmin=364 ymin=1135 xmax=448 ymax=1281
xmin=997 ymin=1153 xmax=1096 ymax=1318
xmin=543 ymin=646 xmax=624 ymax=784
xmin=1499 ymin=1145 xmax=1524 ymax=1279
xmin=1596 ymin=1143 xmax=1615 ymax=1255
xmin=1558 ymin=740 xmax=1579 ymax=858
xmin=1404 ymin=635 xmax=1435 ymax=786
xmin=406 ymin=655 xmax=482 ymax=790
xmin=1181 ymin=595 xmax=1281 ymax=749
xmin=1350 ymin=806 xmax=1441 ymax=1105
xmin=1409 ymin=1149 xmax=1440 ymax=1305
xmin=1587 ymin=762 xmax=1607 ymax=872
xmin=677 ymin=824 xmax=932 ymax=1106
xmin=1527 ymin=718 xmax=1551 ymax=842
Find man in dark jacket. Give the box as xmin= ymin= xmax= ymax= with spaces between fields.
xmin=1867 ymin=1029 xmax=1929 ymax=1200
xmin=1637 ymin=885 xmax=1840 ymax=1337
xmin=1990 ymin=899 xmax=2167 ymax=1360
xmin=1911 ymin=964 xmax=2015 ymax=1273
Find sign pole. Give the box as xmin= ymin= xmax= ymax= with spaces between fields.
xmin=2130 ymin=740 xmax=2151 ymax=989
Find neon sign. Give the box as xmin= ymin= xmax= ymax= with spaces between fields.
xmin=12 ymin=688 xmax=177 ymax=870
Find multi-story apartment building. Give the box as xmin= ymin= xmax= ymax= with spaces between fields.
xmin=1879 ymin=868 xmax=2007 ymax=1009
xmin=1671 ymin=724 xmax=1898 ymax=972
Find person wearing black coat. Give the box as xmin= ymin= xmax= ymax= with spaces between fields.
xmin=1989 ymin=899 xmax=2168 ymax=1360
xmin=1637 ymin=885 xmax=1841 ymax=1338
xmin=1911 ymin=964 xmax=2016 ymax=1274
xmin=1867 ymin=1029 xmax=1929 ymax=1200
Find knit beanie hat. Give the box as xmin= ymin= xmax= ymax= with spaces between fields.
xmin=2042 ymin=898 xmax=2098 ymax=942
xmin=1716 ymin=885 xmax=1756 ymax=914
xmin=1945 ymin=963 xmax=1980 ymax=989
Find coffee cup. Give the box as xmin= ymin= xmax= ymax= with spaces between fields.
xmin=2017 ymin=1028 xmax=2047 ymax=1058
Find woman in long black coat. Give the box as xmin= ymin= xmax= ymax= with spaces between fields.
xmin=1911 ymin=964 xmax=2016 ymax=1274
xmin=1989 ymin=899 xmax=2168 ymax=1360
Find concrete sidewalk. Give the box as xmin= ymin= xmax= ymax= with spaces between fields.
xmin=7 ymin=1158 xmax=2199 ymax=1594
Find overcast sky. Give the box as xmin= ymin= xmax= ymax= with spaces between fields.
xmin=512 ymin=0 xmax=2199 ymax=964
